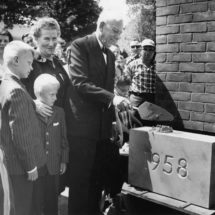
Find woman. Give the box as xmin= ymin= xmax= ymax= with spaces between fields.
xmin=23 ymin=17 xmax=70 ymax=114
xmin=22 ymin=17 xmax=70 ymax=201
xmin=0 ymin=29 xmax=13 ymax=60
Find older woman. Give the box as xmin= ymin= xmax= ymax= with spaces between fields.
xmin=23 ymin=17 xmax=70 ymax=114
xmin=0 ymin=29 xmax=13 ymax=50
xmin=22 ymin=17 xmax=70 ymax=214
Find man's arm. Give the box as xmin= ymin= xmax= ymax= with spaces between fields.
xmin=68 ymin=40 xmax=114 ymax=106
xmin=69 ymin=40 xmax=131 ymax=111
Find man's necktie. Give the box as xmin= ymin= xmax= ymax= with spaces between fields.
xmin=102 ymin=46 xmax=107 ymax=55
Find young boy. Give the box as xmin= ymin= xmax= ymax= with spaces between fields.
xmin=114 ymin=75 xmax=133 ymax=146
xmin=33 ymin=73 xmax=69 ymax=215
xmin=114 ymin=75 xmax=131 ymax=99
xmin=114 ymin=75 xmax=142 ymax=146
xmin=0 ymin=41 xmax=46 ymax=215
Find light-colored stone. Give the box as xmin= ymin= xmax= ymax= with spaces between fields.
xmin=129 ymin=127 xmax=215 ymax=209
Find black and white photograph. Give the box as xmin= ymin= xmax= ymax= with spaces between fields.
xmin=0 ymin=0 xmax=215 ymax=215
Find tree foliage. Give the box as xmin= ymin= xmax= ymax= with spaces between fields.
xmin=0 ymin=0 xmax=101 ymax=41
xmin=127 ymin=0 xmax=155 ymax=41
xmin=119 ymin=0 xmax=155 ymax=53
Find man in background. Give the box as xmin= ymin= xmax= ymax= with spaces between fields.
xmin=125 ymin=39 xmax=141 ymax=65
xmin=125 ymin=38 xmax=156 ymax=107
xmin=22 ymin=33 xmax=36 ymax=48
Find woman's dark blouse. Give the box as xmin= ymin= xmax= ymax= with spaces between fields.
xmin=22 ymin=55 xmax=70 ymax=109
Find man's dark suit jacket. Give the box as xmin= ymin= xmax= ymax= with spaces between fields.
xmin=0 ymin=73 xmax=46 ymax=175
xmin=66 ymin=33 xmax=116 ymax=140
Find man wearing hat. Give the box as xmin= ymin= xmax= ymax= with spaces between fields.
xmin=125 ymin=39 xmax=141 ymax=65
xmin=125 ymin=38 xmax=156 ymax=107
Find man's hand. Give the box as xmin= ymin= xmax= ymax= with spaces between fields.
xmin=60 ymin=163 xmax=67 ymax=175
xmin=113 ymin=95 xmax=131 ymax=112
xmin=27 ymin=168 xmax=38 ymax=181
xmin=34 ymin=99 xmax=53 ymax=117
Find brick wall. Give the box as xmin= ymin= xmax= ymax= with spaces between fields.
xmin=155 ymin=0 xmax=215 ymax=133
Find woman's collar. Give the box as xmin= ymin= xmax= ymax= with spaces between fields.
xmin=35 ymin=49 xmax=54 ymax=63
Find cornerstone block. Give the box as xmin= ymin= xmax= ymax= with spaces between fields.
xmin=128 ymin=127 xmax=215 ymax=208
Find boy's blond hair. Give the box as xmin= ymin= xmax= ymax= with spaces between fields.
xmin=3 ymin=40 xmax=34 ymax=66
xmin=34 ymin=73 xmax=60 ymax=98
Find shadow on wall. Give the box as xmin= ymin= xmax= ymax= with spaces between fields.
xmin=155 ymin=75 xmax=184 ymax=130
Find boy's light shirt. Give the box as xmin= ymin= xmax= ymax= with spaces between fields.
xmin=27 ymin=167 xmax=37 ymax=173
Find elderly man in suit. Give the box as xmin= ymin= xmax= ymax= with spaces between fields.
xmin=0 ymin=41 xmax=46 ymax=215
xmin=66 ymin=10 xmax=131 ymax=215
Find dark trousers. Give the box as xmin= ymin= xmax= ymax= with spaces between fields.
xmin=10 ymin=166 xmax=55 ymax=215
xmin=41 ymin=173 xmax=59 ymax=215
xmin=68 ymin=137 xmax=121 ymax=215
xmin=10 ymin=175 xmax=32 ymax=215
xmin=10 ymin=174 xmax=44 ymax=215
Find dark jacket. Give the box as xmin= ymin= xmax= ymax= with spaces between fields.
xmin=0 ymin=74 xmax=46 ymax=175
xmin=66 ymin=33 xmax=116 ymax=140
xmin=36 ymin=106 xmax=69 ymax=175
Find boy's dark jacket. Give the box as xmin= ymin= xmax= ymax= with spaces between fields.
xmin=36 ymin=106 xmax=69 ymax=175
xmin=0 ymin=73 xmax=46 ymax=175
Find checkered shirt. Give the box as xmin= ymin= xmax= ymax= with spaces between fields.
xmin=125 ymin=58 xmax=156 ymax=94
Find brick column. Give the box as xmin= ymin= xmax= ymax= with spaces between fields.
xmin=156 ymin=0 xmax=215 ymax=133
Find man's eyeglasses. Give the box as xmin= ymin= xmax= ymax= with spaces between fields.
xmin=131 ymin=45 xmax=141 ymax=49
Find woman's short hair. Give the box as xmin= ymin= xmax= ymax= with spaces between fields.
xmin=30 ymin=17 xmax=61 ymax=40
xmin=0 ymin=29 xmax=13 ymax=42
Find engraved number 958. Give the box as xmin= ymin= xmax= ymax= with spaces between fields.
xmin=150 ymin=153 xmax=188 ymax=178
